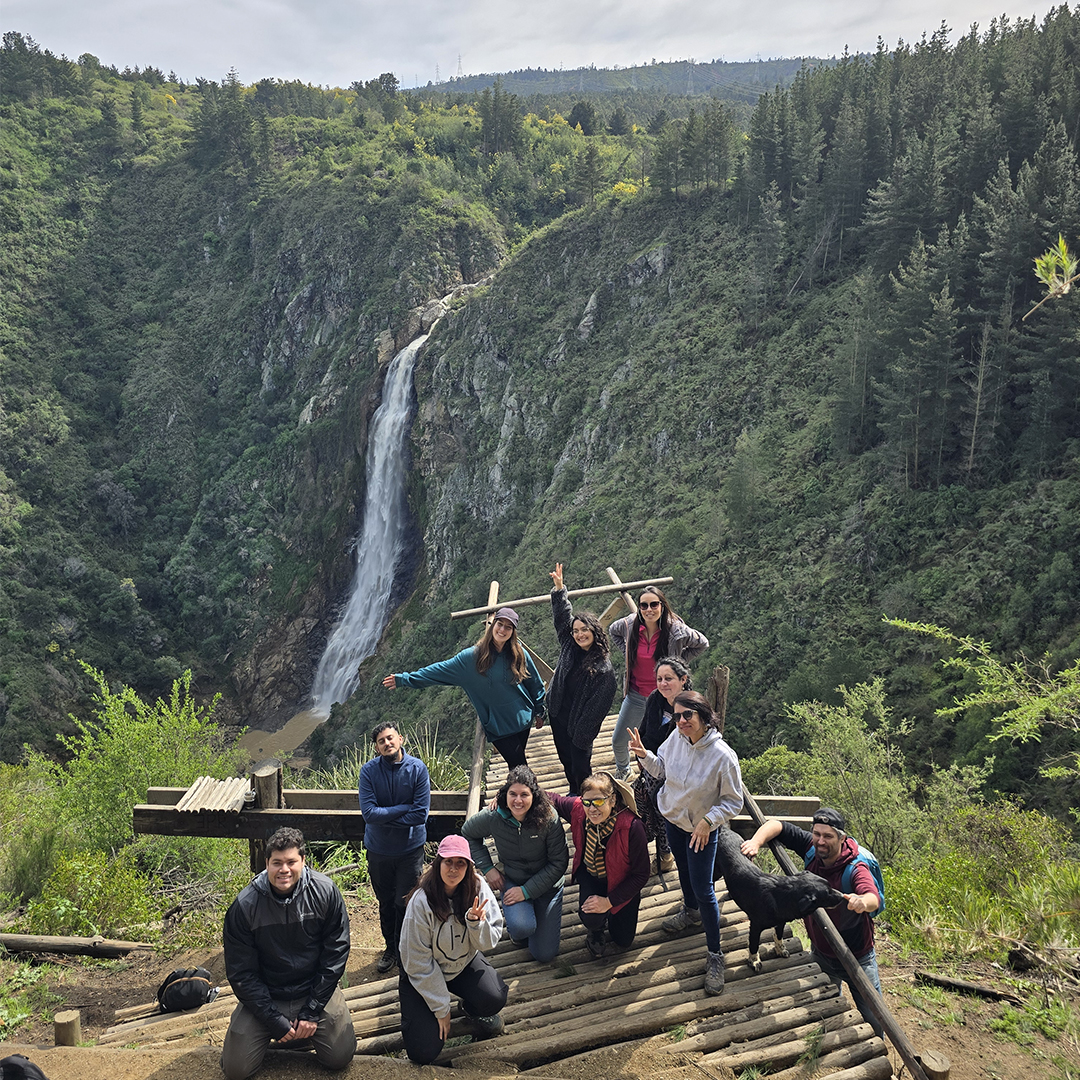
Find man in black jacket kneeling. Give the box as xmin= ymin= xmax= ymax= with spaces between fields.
xmin=221 ymin=827 xmax=356 ymax=1080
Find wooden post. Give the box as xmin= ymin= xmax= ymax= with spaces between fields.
xmin=55 ymin=1008 xmax=82 ymax=1045
xmin=706 ymin=665 xmax=730 ymax=735
xmin=466 ymin=583 xmax=499 ymax=818
xmin=741 ymin=789 xmax=931 ymax=1080
xmin=601 ymin=567 xmax=638 ymax=629
xmin=248 ymin=759 xmax=284 ymax=873
xmin=916 ymin=1050 xmax=951 ymax=1079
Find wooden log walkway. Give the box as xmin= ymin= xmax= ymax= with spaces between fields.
xmin=101 ymin=715 xmax=893 ymax=1078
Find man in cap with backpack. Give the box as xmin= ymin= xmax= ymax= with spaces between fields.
xmin=740 ymin=807 xmax=884 ymax=1035
xmin=221 ymin=826 xmax=356 ymax=1079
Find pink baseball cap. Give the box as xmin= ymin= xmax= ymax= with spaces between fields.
xmin=437 ymin=835 xmax=473 ymax=861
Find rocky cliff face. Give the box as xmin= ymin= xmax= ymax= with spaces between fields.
xmin=193 ymin=195 xmax=508 ymax=727
xmin=410 ymin=212 xmax=677 ymax=594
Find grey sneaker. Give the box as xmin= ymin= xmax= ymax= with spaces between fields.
xmin=704 ymin=950 xmax=726 ymax=995
xmin=472 ymin=1013 xmax=505 ymax=1037
xmin=615 ymin=766 xmax=633 ymax=781
xmin=663 ymin=906 xmax=703 ymax=933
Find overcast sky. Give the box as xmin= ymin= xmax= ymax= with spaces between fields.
xmin=6 ymin=0 xmax=1064 ymax=88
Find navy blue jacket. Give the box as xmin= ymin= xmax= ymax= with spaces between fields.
xmin=223 ymin=866 xmax=350 ymax=1038
xmin=358 ymin=751 xmax=430 ymax=857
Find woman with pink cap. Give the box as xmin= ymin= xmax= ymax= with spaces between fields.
xmin=383 ymin=607 xmax=545 ymax=769
xmin=398 ymin=835 xmax=507 ymax=1064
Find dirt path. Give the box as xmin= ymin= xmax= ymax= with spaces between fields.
xmin=2 ymin=898 xmax=1075 ymax=1080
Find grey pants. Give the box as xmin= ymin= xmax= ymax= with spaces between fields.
xmin=220 ymin=987 xmax=356 ymax=1080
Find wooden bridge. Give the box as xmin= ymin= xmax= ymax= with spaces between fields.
xmin=111 ymin=713 xmax=898 ymax=1079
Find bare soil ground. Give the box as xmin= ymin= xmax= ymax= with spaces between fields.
xmin=2 ymin=897 xmax=1076 ymax=1080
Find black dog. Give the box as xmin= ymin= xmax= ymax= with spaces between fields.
xmin=713 ymin=827 xmax=846 ymax=972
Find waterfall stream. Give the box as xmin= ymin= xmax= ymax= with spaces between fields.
xmin=309 ymin=332 xmax=430 ymax=715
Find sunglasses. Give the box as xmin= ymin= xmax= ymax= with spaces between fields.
xmin=673 ymin=709 xmax=698 ymax=721
xmin=638 ymin=600 xmax=661 ymax=610
xmin=581 ymin=797 xmax=611 ymax=808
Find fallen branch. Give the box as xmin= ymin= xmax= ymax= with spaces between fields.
xmin=0 ymin=933 xmax=155 ymax=958
xmin=914 ymin=970 xmax=1024 ymax=1004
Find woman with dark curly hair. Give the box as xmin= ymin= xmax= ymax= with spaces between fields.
xmin=462 ymin=765 xmax=569 ymax=963
xmin=546 ymin=563 xmax=618 ymax=793
xmin=608 ymin=586 xmax=708 ymax=779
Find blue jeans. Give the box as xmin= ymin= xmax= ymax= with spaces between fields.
xmin=665 ymin=820 xmax=722 ymax=954
xmin=812 ymin=947 xmax=884 ymax=1037
xmin=612 ymin=690 xmax=647 ymax=772
xmin=502 ymin=883 xmax=564 ymax=963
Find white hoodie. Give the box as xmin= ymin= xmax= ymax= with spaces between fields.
xmin=641 ymin=727 xmax=743 ymax=833
xmin=399 ymin=874 xmax=504 ymax=1018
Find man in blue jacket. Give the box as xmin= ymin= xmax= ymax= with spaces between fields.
xmin=221 ymin=827 xmax=355 ymax=1080
xmin=359 ymin=721 xmax=431 ymax=972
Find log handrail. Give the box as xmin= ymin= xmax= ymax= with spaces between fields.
xmin=450 ymin=577 xmax=673 ymax=619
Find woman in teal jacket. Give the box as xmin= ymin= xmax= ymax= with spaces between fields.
xmin=383 ymin=607 xmax=545 ymax=768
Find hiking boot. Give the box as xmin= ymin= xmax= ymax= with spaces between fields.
xmin=663 ymin=906 xmax=702 ymax=933
xmin=586 ymin=929 xmax=606 ymax=958
xmin=376 ymin=948 xmax=398 ymax=973
xmin=653 ymin=851 xmax=676 ymax=875
xmin=472 ymin=1013 xmax=505 ymax=1038
xmin=704 ymin=950 xmax=726 ymax=995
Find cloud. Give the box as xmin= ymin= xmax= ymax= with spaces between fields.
xmin=4 ymin=0 xmax=1061 ymax=87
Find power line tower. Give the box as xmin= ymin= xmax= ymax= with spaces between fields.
xmin=436 ymin=63 xmax=440 ymax=83
xmin=457 ymin=54 xmax=464 ymax=79
xmin=687 ymin=60 xmax=694 ymax=94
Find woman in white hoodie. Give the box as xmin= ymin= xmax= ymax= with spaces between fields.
xmin=398 ymin=835 xmax=507 ymax=1064
xmin=628 ymin=691 xmax=742 ymax=998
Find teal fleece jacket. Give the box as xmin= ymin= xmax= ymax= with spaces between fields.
xmin=461 ymin=806 xmax=569 ymax=900
xmin=393 ymin=646 xmax=545 ymax=740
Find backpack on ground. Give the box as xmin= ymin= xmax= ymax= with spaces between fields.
xmin=1 ymin=1054 xmax=51 ymax=1080
xmin=157 ymin=966 xmax=219 ymax=1012
xmin=804 ymin=843 xmax=886 ymax=917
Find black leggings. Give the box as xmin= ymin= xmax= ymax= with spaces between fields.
xmin=550 ymin=715 xmax=592 ymax=794
xmin=576 ymin=868 xmax=641 ymax=948
xmin=399 ymin=953 xmax=508 ymax=1065
xmin=490 ymin=726 xmax=530 ymax=769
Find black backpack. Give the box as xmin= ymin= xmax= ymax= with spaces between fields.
xmin=0 ymin=1055 xmax=51 ymax=1080
xmin=156 ymin=966 xmax=219 ymax=1012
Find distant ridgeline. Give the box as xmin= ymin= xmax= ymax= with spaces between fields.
xmin=418 ymin=57 xmax=829 ymax=101
xmin=0 ymin=14 xmax=1078 ymax=827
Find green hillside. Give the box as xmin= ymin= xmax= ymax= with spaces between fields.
xmin=1 ymin=16 xmax=1078 ymax=827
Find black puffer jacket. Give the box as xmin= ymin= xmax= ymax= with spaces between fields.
xmin=223 ymin=866 xmax=350 ymax=1037
xmin=546 ymin=587 xmax=617 ymax=749
xmin=639 ymin=689 xmax=676 ymax=753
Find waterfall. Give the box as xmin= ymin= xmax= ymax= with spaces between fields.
xmin=309 ymin=332 xmax=429 ymax=715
